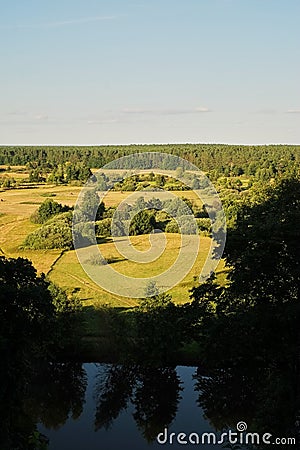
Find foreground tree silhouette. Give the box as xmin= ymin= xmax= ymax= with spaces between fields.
xmin=187 ymin=177 xmax=300 ymax=442
xmin=0 ymin=256 xmax=83 ymax=449
xmin=224 ymin=177 xmax=300 ymax=306
xmin=133 ymin=292 xmax=183 ymax=365
xmin=0 ymin=257 xmax=56 ymax=363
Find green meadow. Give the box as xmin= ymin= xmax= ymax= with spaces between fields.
xmin=0 ymin=176 xmax=225 ymax=308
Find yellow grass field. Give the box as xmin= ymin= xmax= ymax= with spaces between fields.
xmin=48 ymin=234 xmax=224 ymax=307
xmin=0 ymin=183 xmax=225 ymax=307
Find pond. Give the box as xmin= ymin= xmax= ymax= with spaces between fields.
xmin=38 ymin=364 xmax=219 ymax=450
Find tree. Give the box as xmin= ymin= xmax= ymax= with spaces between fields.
xmin=65 ymin=162 xmax=92 ymax=182
xmin=24 ymin=212 xmax=73 ymax=250
xmin=31 ymin=199 xmax=70 ymax=224
xmin=0 ymin=256 xmax=83 ymax=358
xmin=224 ymin=177 xmax=300 ymax=305
xmin=48 ymin=283 xmax=82 ymax=353
xmin=96 ymin=218 xmax=112 ymax=237
xmin=29 ymin=168 xmax=44 ymax=182
xmin=77 ymin=190 xmax=104 ymax=221
xmin=187 ymin=177 xmax=300 ymax=374
xmin=155 ymin=174 xmax=166 ymax=187
xmin=129 ymin=210 xmax=156 ymax=236
xmin=47 ymin=164 xmax=65 ymax=184
xmin=0 ymin=257 xmax=56 ymax=362
xmin=131 ymin=292 xmax=183 ymax=364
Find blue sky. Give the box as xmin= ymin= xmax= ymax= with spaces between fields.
xmin=0 ymin=0 xmax=299 ymax=145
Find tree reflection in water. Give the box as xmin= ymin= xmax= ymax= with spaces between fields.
xmin=27 ymin=362 xmax=87 ymax=430
xmin=94 ymin=365 xmax=182 ymax=442
xmin=2 ymin=359 xmax=300 ymax=449
xmin=194 ymin=363 xmax=300 ymax=449
xmin=0 ymin=359 xmax=87 ymax=450
xmin=94 ymin=364 xmax=135 ymax=431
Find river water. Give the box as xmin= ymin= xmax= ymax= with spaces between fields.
xmin=38 ymin=364 xmax=219 ymax=450
xmin=5 ymin=359 xmax=295 ymax=450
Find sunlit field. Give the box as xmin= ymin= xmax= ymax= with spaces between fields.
xmin=0 ymin=181 xmax=225 ymax=307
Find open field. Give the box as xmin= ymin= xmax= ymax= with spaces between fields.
xmin=0 ymin=164 xmax=29 ymax=180
xmin=49 ymin=234 xmax=225 ymax=306
xmin=0 ymin=183 xmax=226 ymax=307
xmin=0 ymin=184 xmax=83 ymax=217
xmin=0 ymin=215 xmax=63 ymax=274
xmin=0 ymin=183 xmax=202 ymax=216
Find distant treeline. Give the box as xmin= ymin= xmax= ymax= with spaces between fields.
xmin=1 ymin=144 xmax=300 ymax=178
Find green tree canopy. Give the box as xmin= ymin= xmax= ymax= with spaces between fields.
xmin=129 ymin=210 xmax=156 ymax=236
xmin=31 ymin=199 xmax=71 ymax=224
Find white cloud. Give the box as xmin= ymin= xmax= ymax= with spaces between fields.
xmin=87 ymin=118 xmax=118 ymax=125
xmin=34 ymin=114 xmax=48 ymax=121
xmin=286 ymin=109 xmax=300 ymax=114
xmin=121 ymin=106 xmax=211 ymax=115
xmin=194 ymin=107 xmax=210 ymax=113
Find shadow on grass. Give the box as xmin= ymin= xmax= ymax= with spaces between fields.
xmin=96 ymin=236 xmax=112 ymax=244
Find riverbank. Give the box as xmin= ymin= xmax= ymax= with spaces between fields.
xmin=61 ymin=335 xmax=202 ymax=367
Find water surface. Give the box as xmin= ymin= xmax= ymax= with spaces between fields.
xmin=38 ymin=364 xmax=217 ymax=450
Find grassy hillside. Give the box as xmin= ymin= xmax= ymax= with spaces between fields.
xmin=0 ymin=183 xmax=225 ymax=307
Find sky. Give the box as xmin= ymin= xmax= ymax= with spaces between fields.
xmin=0 ymin=0 xmax=299 ymax=146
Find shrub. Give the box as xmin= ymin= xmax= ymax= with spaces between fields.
xmin=73 ymin=221 xmax=95 ymax=247
xmin=31 ymin=199 xmax=70 ymax=224
xmin=23 ymin=212 xmax=73 ymax=250
xmin=84 ymin=254 xmax=107 ymax=266
xmin=196 ymin=218 xmax=211 ymax=234
xmin=95 ymin=218 xmax=112 ymax=237
xmin=165 ymin=219 xmax=179 ymax=233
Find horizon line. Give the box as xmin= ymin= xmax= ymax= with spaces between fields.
xmin=1 ymin=141 xmax=300 ymax=147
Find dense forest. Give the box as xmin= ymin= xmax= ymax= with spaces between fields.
xmin=0 ymin=144 xmax=300 ymax=180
